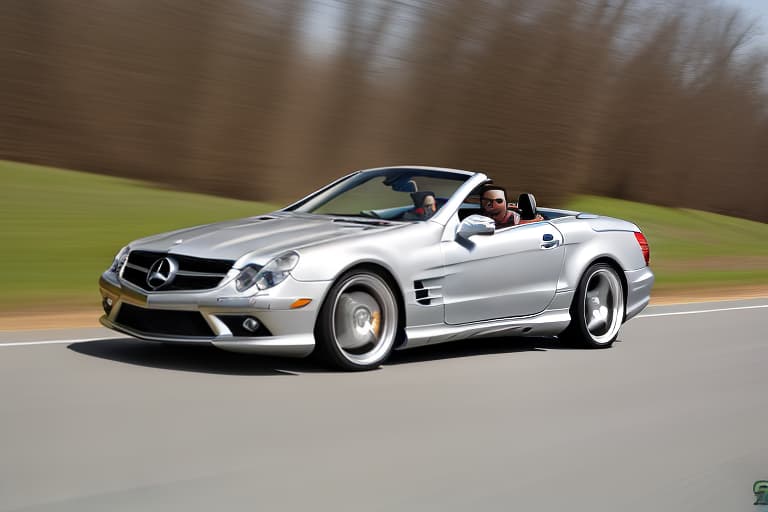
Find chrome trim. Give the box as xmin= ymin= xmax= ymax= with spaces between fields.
xmin=126 ymin=262 xmax=225 ymax=278
xmin=146 ymin=257 xmax=179 ymax=290
xmin=175 ymin=270 xmax=228 ymax=278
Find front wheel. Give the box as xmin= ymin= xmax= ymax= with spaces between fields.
xmin=314 ymin=270 xmax=399 ymax=371
xmin=560 ymin=263 xmax=624 ymax=348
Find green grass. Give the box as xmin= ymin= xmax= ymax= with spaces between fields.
xmin=564 ymin=195 xmax=768 ymax=289
xmin=0 ymin=161 xmax=276 ymax=309
xmin=1 ymin=161 xmax=766 ymax=310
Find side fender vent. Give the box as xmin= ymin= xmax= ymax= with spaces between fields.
xmin=414 ymin=279 xmax=443 ymax=306
xmin=415 ymin=280 xmax=430 ymax=305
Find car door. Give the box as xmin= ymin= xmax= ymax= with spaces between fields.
xmin=441 ymin=221 xmax=565 ymax=324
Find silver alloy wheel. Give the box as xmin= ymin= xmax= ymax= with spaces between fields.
xmin=330 ymin=273 xmax=397 ymax=366
xmin=582 ymin=268 xmax=623 ymax=344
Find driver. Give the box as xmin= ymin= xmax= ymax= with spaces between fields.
xmin=480 ymin=185 xmax=519 ymax=228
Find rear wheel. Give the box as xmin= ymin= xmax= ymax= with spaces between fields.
xmin=315 ymin=270 xmax=399 ymax=371
xmin=561 ymin=263 xmax=624 ymax=348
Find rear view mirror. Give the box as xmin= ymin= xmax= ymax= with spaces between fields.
xmin=457 ymin=214 xmax=495 ymax=238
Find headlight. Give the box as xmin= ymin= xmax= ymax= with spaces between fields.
xmin=236 ymin=251 xmax=300 ymax=292
xmin=109 ymin=246 xmax=130 ymax=273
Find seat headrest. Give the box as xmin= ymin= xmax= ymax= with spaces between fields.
xmin=517 ymin=193 xmax=537 ymax=220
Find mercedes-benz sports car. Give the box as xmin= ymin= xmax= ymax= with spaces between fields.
xmin=99 ymin=166 xmax=654 ymax=370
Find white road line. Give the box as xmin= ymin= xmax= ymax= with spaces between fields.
xmin=0 ymin=337 xmax=117 ymax=348
xmin=638 ymin=304 xmax=768 ymax=318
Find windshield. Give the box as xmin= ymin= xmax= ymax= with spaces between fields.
xmin=287 ymin=169 xmax=470 ymax=221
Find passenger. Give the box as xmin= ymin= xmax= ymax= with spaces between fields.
xmin=480 ymin=185 xmax=519 ymax=228
xmin=403 ymin=191 xmax=437 ymax=220
xmin=420 ymin=193 xmax=437 ymax=218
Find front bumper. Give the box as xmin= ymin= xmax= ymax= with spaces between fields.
xmin=99 ymin=272 xmax=330 ymax=357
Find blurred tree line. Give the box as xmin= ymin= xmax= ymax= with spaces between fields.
xmin=0 ymin=0 xmax=766 ymax=221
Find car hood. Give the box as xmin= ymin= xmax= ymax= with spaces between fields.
xmin=129 ymin=212 xmax=407 ymax=266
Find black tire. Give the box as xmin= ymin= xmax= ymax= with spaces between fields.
xmin=560 ymin=263 xmax=625 ymax=348
xmin=314 ymin=269 xmax=399 ymax=371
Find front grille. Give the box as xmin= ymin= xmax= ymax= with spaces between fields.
xmin=116 ymin=303 xmax=215 ymax=337
xmin=121 ymin=250 xmax=234 ymax=292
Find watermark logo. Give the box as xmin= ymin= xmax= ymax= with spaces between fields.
xmin=755 ymin=481 xmax=768 ymax=506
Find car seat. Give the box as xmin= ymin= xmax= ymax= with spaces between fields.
xmin=517 ymin=193 xmax=537 ymax=220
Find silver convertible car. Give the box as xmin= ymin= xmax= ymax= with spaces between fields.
xmin=99 ymin=166 xmax=654 ymax=370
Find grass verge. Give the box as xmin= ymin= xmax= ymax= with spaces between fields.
xmin=0 ymin=161 xmax=276 ymax=310
xmin=1 ymin=161 xmax=766 ymax=312
xmin=565 ymin=195 xmax=768 ymax=292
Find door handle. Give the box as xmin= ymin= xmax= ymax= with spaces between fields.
xmin=540 ymin=234 xmax=560 ymax=249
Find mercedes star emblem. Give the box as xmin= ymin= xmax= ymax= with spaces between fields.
xmin=146 ymin=257 xmax=179 ymax=290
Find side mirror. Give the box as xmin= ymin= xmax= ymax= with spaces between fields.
xmin=457 ymin=214 xmax=495 ymax=238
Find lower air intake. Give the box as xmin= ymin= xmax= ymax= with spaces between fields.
xmin=116 ymin=304 xmax=215 ymax=337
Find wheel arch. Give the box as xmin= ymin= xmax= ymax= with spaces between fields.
xmin=582 ymin=256 xmax=628 ymax=319
xmin=316 ymin=261 xmax=407 ymax=347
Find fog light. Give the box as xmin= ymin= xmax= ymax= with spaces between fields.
xmin=102 ymin=297 xmax=113 ymax=314
xmin=242 ymin=317 xmax=260 ymax=333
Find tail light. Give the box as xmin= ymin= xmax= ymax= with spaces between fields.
xmin=634 ymin=232 xmax=650 ymax=266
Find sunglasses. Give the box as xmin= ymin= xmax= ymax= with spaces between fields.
xmin=481 ymin=197 xmax=505 ymax=205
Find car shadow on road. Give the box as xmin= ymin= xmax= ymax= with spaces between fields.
xmin=387 ymin=336 xmax=579 ymax=365
xmin=68 ymin=336 xmax=583 ymax=376
xmin=67 ymin=339 xmax=322 ymax=376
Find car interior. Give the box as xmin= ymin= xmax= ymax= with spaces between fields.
xmin=362 ymin=175 xmax=574 ymax=226
xmin=458 ymin=191 xmax=541 ymax=222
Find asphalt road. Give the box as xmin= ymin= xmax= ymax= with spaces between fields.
xmin=0 ymin=299 xmax=766 ymax=512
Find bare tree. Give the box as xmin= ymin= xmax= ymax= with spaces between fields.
xmin=0 ymin=0 xmax=766 ymax=220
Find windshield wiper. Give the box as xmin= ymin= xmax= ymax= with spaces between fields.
xmin=327 ymin=215 xmax=393 ymax=226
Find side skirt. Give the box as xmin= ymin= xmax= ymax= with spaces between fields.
xmin=401 ymin=308 xmax=572 ymax=349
